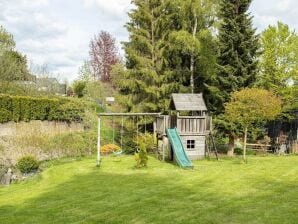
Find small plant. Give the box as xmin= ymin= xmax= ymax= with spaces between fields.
xmin=100 ymin=144 xmax=121 ymax=155
xmin=16 ymin=155 xmax=40 ymax=174
xmin=135 ymin=142 xmax=148 ymax=168
xmin=135 ymin=133 xmax=156 ymax=153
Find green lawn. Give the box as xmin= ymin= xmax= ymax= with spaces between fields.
xmin=0 ymin=156 xmax=297 ymax=224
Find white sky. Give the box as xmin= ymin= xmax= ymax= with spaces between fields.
xmin=0 ymin=0 xmax=297 ymax=81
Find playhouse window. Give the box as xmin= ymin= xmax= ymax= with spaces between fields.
xmin=187 ymin=140 xmax=195 ymax=149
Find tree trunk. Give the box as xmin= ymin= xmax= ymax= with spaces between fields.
xmin=243 ymin=126 xmax=248 ymax=163
xmin=190 ymin=12 xmax=198 ymax=94
xmin=227 ymin=134 xmax=235 ymax=157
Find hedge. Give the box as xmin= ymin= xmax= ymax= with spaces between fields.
xmin=0 ymin=94 xmax=84 ymax=123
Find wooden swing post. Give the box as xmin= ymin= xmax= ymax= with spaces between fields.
xmin=97 ymin=116 xmax=101 ymax=166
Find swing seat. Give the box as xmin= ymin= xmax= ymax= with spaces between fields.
xmin=113 ymin=150 xmax=123 ymax=156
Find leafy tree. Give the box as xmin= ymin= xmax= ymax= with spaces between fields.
xmin=165 ymin=0 xmax=218 ymax=100
xmin=89 ymin=31 xmax=120 ymax=82
xmin=257 ymin=22 xmax=298 ymax=111
xmin=0 ymin=50 xmax=30 ymax=81
xmin=0 ymin=26 xmax=15 ymax=55
xmin=0 ymin=26 xmax=31 ymax=89
xmin=78 ymin=61 xmax=93 ymax=82
xmin=72 ymin=80 xmax=87 ymax=98
xmin=225 ymin=88 xmax=282 ymax=162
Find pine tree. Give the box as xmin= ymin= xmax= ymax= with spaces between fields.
xmin=215 ymin=0 xmax=259 ymax=114
xmin=213 ymin=0 xmax=259 ymax=156
xmin=116 ymin=0 xmax=218 ymax=113
xmin=118 ymin=0 xmax=174 ymax=112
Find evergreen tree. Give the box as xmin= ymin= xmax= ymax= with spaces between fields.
xmin=215 ymin=0 xmax=259 ymax=114
xmin=213 ymin=0 xmax=259 ymax=156
xmin=116 ymin=0 xmax=218 ymax=113
xmin=117 ymin=0 xmax=172 ymax=112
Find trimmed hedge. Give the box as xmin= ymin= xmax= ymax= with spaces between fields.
xmin=0 ymin=94 xmax=84 ymax=123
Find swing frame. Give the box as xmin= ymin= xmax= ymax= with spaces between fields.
xmin=97 ymin=113 xmax=161 ymax=166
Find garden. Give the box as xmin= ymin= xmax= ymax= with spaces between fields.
xmin=0 ymin=0 xmax=298 ymax=223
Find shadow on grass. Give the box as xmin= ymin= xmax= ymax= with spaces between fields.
xmin=0 ymin=160 xmax=297 ymax=224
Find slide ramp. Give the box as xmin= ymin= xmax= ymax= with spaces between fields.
xmin=166 ymin=128 xmax=193 ymax=168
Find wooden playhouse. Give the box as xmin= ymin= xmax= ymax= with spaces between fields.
xmin=156 ymin=93 xmax=211 ymax=161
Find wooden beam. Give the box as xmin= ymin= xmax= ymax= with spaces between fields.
xmin=97 ymin=116 xmax=101 ymax=166
xmin=98 ymin=113 xmax=161 ymax=117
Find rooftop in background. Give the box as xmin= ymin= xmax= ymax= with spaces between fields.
xmin=170 ymin=93 xmax=207 ymax=111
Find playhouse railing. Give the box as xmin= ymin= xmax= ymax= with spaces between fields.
xmin=156 ymin=115 xmax=212 ymax=136
xmin=177 ymin=116 xmax=206 ymax=135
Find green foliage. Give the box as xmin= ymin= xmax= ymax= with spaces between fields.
xmin=72 ymin=80 xmax=87 ymax=98
xmin=135 ymin=142 xmax=148 ymax=168
xmin=234 ymin=148 xmax=256 ymax=156
xmin=258 ymin=22 xmax=298 ymax=91
xmin=16 ymin=155 xmax=39 ymax=174
xmin=257 ymin=22 xmax=298 ymax=111
xmin=214 ymin=0 xmax=259 ymax=114
xmin=0 ymin=25 xmax=15 ymax=55
xmin=225 ymin=88 xmax=282 ymax=127
xmin=135 ymin=133 xmax=156 ymax=153
xmin=0 ymin=50 xmax=31 ymax=82
xmin=0 ymin=26 xmax=31 ymax=83
xmin=0 ymin=94 xmax=84 ymax=123
xmin=225 ymin=88 xmax=282 ymax=161
xmin=115 ymin=0 xmax=217 ymax=113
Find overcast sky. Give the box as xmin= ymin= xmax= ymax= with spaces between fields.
xmin=0 ymin=0 xmax=297 ymax=82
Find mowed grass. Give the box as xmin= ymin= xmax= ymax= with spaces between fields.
xmin=0 ymin=156 xmax=298 ymax=224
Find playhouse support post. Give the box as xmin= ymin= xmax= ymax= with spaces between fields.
xmin=97 ymin=116 xmax=101 ymax=166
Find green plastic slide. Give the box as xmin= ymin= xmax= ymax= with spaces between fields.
xmin=167 ymin=128 xmax=193 ymax=168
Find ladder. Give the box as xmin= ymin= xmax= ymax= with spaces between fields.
xmin=206 ymin=131 xmax=219 ymax=160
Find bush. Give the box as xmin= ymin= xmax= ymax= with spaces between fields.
xmin=100 ymin=144 xmax=121 ymax=155
xmin=0 ymin=94 xmax=84 ymax=123
xmin=73 ymin=80 xmax=86 ymax=98
xmin=16 ymin=156 xmax=40 ymax=174
xmin=234 ymin=147 xmax=257 ymax=156
xmin=135 ymin=133 xmax=156 ymax=153
xmin=135 ymin=142 xmax=148 ymax=168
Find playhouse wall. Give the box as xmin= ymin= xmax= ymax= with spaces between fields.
xmin=180 ymin=135 xmax=205 ymax=160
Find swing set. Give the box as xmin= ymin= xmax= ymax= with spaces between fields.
xmin=97 ymin=113 xmax=161 ymax=166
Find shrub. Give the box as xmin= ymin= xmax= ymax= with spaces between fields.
xmin=100 ymin=144 xmax=121 ymax=155
xmin=135 ymin=142 xmax=148 ymax=168
xmin=16 ymin=156 xmax=39 ymax=174
xmin=135 ymin=133 xmax=156 ymax=153
xmin=234 ymin=147 xmax=257 ymax=156
xmin=73 ymin=80 xmax=86 ymax=98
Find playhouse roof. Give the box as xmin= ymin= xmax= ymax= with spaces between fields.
xmin=170 ymin=93 xmax=207 ymax=111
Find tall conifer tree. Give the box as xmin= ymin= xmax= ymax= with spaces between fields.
xmin=116 ymin=0 xmax=218 ymax=112
xmin=215 ymin=0 xmax=259 ymax=114
xmin=118 ymin=0 xmax=171 ymax=112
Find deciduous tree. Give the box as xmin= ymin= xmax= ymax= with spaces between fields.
xmin=257 ymin=22 xmax=298 ymax=111
xmin=89 ymin=31 xmax=120 ymax=82
xmin=225 ymin=88 xmax=282 ymax=162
